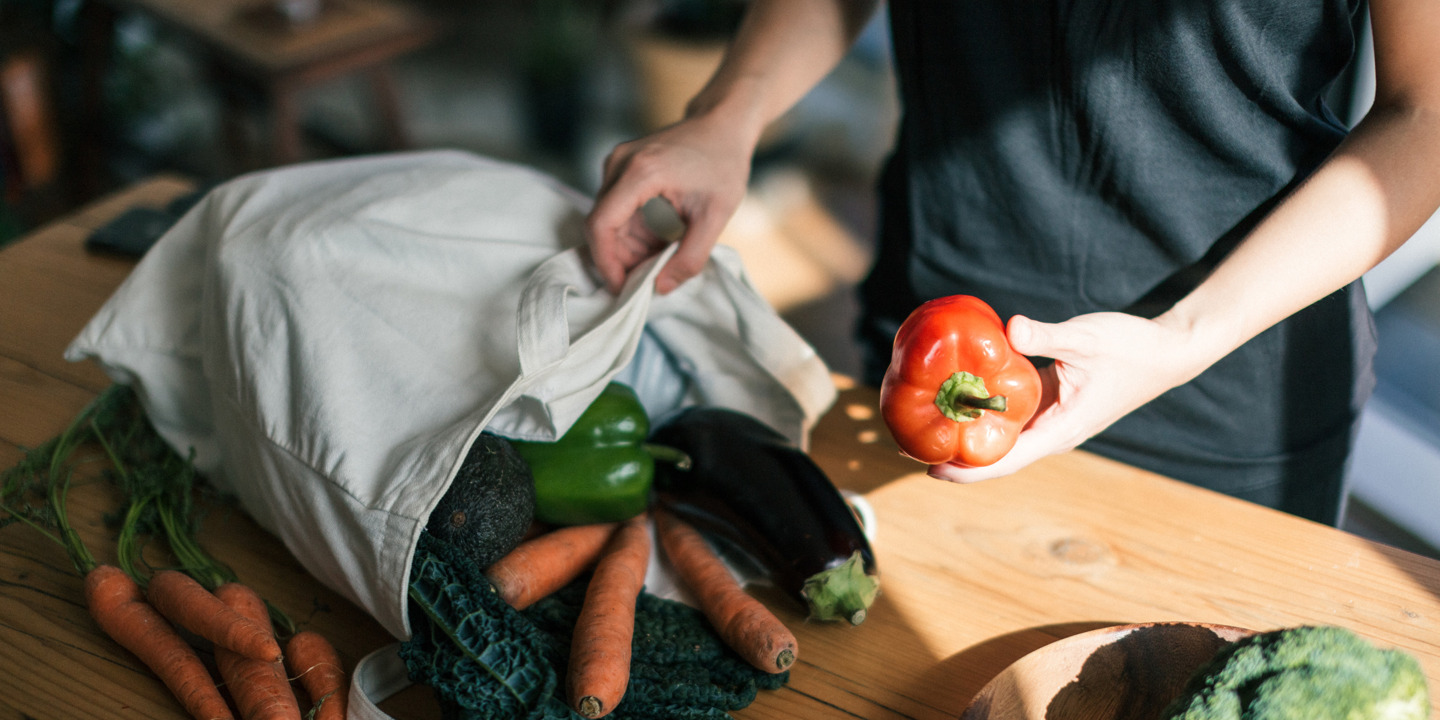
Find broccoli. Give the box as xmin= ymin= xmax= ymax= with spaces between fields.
xmin=1162 ymin=625 xmax=1429 ymax=720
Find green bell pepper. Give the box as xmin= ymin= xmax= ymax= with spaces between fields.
xmin=511 ymin=382 xmax=689 ymax=525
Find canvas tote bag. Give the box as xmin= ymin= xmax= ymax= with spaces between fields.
xmin=66 ymin=150 xmax=838 ymax=716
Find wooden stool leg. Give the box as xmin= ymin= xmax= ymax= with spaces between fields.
xmin=210 ymin=63 xmax=257 ymax=174
xmin=367 ymin=65 xmax=409 ymax=151
xmin=79 ymin=0 xmax=117 ymax=197
xmin=270 ymin=82 xmax=304 ymax=166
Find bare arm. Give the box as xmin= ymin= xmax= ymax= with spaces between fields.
xmin=1157 ymin=0 xmax=1440 ymax=370
xmin=683 ymin=0 xmax=879 ymax=137
xmin=933 ymin=0 xmax=1440 ymax=482
xmin=586 ymin=0 xmax=879 ymax=294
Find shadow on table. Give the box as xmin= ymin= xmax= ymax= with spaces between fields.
xmin=907 ymin=621 xmax=1123 ymax=718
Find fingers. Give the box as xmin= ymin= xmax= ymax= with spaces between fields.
xmin=586 ymin=158 xmax=667 ymax=294
xmin=924 ymin=422 xmax=1069 ymax=484
xmin=588 ymin=191 xmax=730 ymax=296
xmin=587 ymin=152 xmax=723 ymax=295
xmin=1006 ymin=314 xmax=1070 ymax=359
xmin=654 ymin=201 xmax=729 ymax=294
xmin=925 ymin=316 xmax=1084 ymax=483
xmin=590 ymin=197 xmax=722 ymax=296
xmin=586 ymin=122 xmax=751 ymax=295
xmin=925 ymin=408 xmax=1065 ymax=483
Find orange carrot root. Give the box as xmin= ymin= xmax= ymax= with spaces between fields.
xmin=567 ymin=513 xmax=651 ymax=719
xmin=654 ymin=509 xmax=798 ymax=673
xmin=146 ymin=570 xmax=282 ymax=663
xmin=285 ymin=631 xmax=348 ymax=720
xmin=84 ymin=565 xmax=234 ymax=720
xmin=213 ymin=583 xmax=300 ymax=720
xmin=485 ymin=522 xmax=619 ymax=610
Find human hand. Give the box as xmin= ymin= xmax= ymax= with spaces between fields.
xmin=585 ymin=117 xmax=755 ymax=295
xmin=926 ymin=311 xmax=1214 ymax=483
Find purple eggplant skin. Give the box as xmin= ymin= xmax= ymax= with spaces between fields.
xmin=650 ymin=406 xmax=879 ymax=624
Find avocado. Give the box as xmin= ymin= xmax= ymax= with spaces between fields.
xmin=425 ymin=432 xmax=536 ymax=568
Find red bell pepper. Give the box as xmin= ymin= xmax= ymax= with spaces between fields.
xmin=879 ymin=295 xmax=1042 ymax=467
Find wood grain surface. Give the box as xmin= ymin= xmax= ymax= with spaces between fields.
xmin=2 ymin=177 xmax=1438 ymax=720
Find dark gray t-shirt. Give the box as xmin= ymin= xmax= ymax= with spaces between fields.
xmin=858 ymin=0 xmax=1375 ymax=523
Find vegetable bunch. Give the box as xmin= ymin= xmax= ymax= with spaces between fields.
xmin=649 ymin=406 xmax=880 ymax=626
xmin=403 ymin=529 xmax=788 ymax=719
xmin=1 ymin=386 xmax=350 ymax=720
xmin=460 ymin=399 xmax=874 ymax=716
xmin=472 ymin=511 xmax=796 ymax=718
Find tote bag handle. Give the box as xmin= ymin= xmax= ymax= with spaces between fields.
xmin=515 ymin=249 xmax=585 ymax=377
xmin=513 ymin=245 xmax=675 ymax=387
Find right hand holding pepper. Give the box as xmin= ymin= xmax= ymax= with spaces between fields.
xmin=928 ymin=311 xmax=1219 ymax=483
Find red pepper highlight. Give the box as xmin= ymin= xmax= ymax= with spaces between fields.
xmin=879 ymin=295 xmax=1042 ymax=467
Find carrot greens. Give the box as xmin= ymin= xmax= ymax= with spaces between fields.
xmin=2 ymin=385 xmax=294 ymax=632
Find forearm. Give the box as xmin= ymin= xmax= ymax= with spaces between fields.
xmin=1159 ymin=103 xmax=1440 ymax=372
xmin=684 ymin=0 xmax=879 ymax=145
xmin=1159 ymin=0 xmax=1440 ymax=376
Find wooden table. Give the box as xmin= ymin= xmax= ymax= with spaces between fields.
xmin=80 ymin=0 xmax=437 ymax=170
xmin=3 ymin=177 xmax=1440 ymax=719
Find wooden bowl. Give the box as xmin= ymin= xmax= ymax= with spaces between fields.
xmin=960 ymin=622 xmax=1256 ymax=720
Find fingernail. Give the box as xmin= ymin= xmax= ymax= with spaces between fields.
xmin=929 ymin=467 xmax=984 ymax=484
xmin=927 ymin=468 xmax=956 ymax=483
xmin=655 ymin=276 xmax=676 ymax=295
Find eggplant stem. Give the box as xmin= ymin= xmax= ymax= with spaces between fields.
xmin=799 ymin=551 xmax=880 ymax=625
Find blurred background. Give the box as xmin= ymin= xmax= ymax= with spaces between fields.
xmin=1 ymin=0 xmax=1435 ymax=557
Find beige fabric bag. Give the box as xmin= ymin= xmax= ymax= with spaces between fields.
xmin=65 ymin=150 xmax=836 ymax=652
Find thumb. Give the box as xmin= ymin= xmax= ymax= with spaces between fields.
xmin=1006 ymin=314 xmax=1054 ymax=356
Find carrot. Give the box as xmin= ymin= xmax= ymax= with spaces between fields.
xmin=5 ymin=391 xmax=229 ymax=719
xmin=146 ymin=570 xmax=283 ymax=663
xmin=284 ymin=631 xmax=348 ymax=720
xmin=485 ymin=522 xmax=620 ymax=610
xmin=654 ymin=509 xmax=798 ymax=673
xmin=567 ymin=513 xmax=651 ymax=719
xmin=213 ymin=583 xmax=301 ymax=720
xmin=84 ymin=564 xmax=235 ymax=720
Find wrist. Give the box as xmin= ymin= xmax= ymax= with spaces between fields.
xmin=683 ymin=75 xmax=772 ymax=149
xmin=1153 ymin=296 xmax=1253 ymax=379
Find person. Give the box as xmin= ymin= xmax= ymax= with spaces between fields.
xmin=583 ymin=0 xmax=1440 ymax=526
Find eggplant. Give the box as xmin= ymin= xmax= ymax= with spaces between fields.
xmin=650 ymin=406 xmax=879 ymax=625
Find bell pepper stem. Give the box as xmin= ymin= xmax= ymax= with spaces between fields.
xmin=936 ymin=371 xmax=1007 ymax=422
xmin=643 ymin=442 xmax=692 ymax=470
xmin=958 ymin=394 xmax=1007 ymax=412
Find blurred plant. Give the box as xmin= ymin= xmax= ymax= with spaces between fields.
xmin=522 ymin=0 xmax=603 ymax=156
xmin=103 ymin=14 xmax=222 ymax=179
